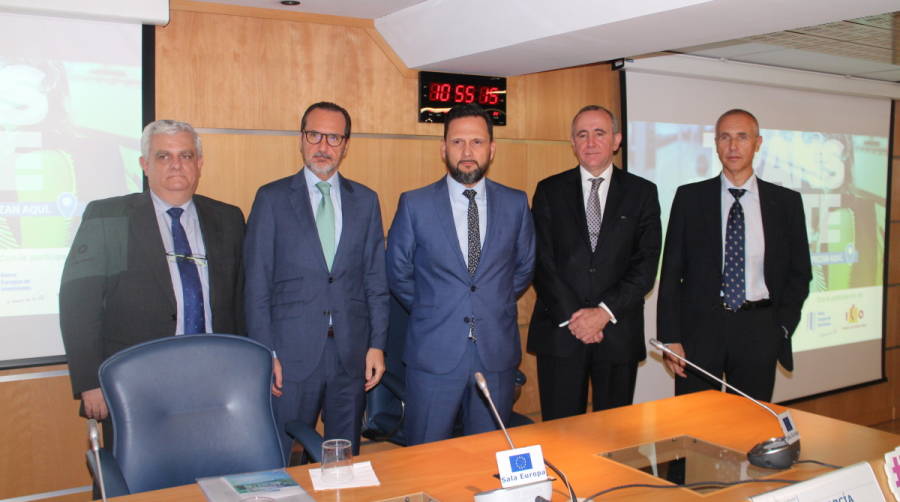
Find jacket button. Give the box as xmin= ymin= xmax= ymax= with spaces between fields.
xmin=470 ymin=285 xmax=477 ymax=292
xmin=324 ymin=310 xmax=331 ymax=316
xmin=328 ymin=277 xmax=334 ymax=283
xmin=170 ymin=314 xmax=177 ymax=321
xmin=588 ymin=268 xmax=596 ymax=273
xmin=464 ymin=316 xmax=471 ymax=323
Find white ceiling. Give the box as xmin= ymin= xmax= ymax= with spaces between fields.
xmin=193 ymin=0 xmax=424 ymax=19
xmin=192 ymin=0 xmax=900 ymax=82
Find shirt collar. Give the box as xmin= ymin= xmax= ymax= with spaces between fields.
xmin=446 ymin=173 xmax=486 ymax=196
xmin=579 ymin=164 xmax=613 ymax=184
xmin=721 ymin=172 xmax=757 ymax=194
xmin=303 ymin=167 xmax=340 ymax=191
xmin=149 ymin=190 xmax=195 ymax=215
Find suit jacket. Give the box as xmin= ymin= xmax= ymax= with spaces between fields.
xmin=243 ymin=171 xmax=389 ymax=383
xmin=386 ymin=177 xmax=535 ymax=374
xmin=527 ymin=166 xmax=661 ymax=363
xmin=59 ymin=191 xmax=245 ymax=396
xmin=657 ymin=175 xmax=811 ymax=370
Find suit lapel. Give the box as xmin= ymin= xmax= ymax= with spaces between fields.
xmin=704 ymin=176 xmax=723 ymax=274
xmin=289 ymin=170 xmax=329 ymax=270
xmin=595 ymin=167 xmax=623 ymax=253
xmin=333 ymin=174 xmax=357 ymax=271
xmin=477 ymin=179 xmax=499 ymax=273
xmin=433 ymin=178 xmax=469 ymax=274
xmin=195 ymin=196 xmax=222 ymax=318
xmin=561 ymin=167 xmax=590 ymax=250
xmin=132 ymin=192 xmax=176 ymax=311
xmin=757 ymin=177 xmax=778 ymax=283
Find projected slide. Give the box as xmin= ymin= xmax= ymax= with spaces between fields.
xmin=0 ymin=13 xmax=143 ymax=363
xmin=628 ymin=121 xmax=887 ymax=354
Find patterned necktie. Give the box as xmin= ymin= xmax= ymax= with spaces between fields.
xmin=722 ymin=188 xmax=747 ymax=310
xmin=463 ymin=189 xmax=480 ymax=275
xmin=167 ymin=207 xmax=205 ymax=334
xmin=586 ymin=177 xmax=604 ymax=251
xmin=315 ymin=181 xmax=336 ymax=271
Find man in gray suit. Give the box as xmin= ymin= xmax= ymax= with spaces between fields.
xmin=244 ymin=102 xmax=389 ymax=461
xmin=60 ymin=120 xmax=245 ymax=435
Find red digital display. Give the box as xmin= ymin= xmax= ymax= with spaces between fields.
xmin=427 ymin=83 xmax=501 ymax=106
xmin=419 ymin=71 xmax=506 ymax=125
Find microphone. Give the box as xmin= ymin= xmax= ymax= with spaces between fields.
xmin=648 ymin=339 xmax=800 ymax=470
xmin=88 ymin=419 xmax=108 ymax=502
xmin=474 ymin=372 xmax=515 ymax=449
xmin=473 ymin=372 xmax=577 ymax=501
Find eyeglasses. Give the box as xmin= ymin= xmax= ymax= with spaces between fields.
xmin=166 ymin=252 xmax=208 ymax=267
xmin=302 ymin=130 xmax=346 ymax=147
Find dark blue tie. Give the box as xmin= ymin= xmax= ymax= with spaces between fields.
xmin=722 ymin=188 xmax=747 ymax=310
xmin=167 ymin=207 xmax=206 ymax=334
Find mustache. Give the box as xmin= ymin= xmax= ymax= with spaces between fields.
xmin=312 ymin=152 xmax=333 ymax=160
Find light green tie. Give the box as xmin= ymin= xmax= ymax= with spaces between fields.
xmin=315 ymin=181 xmax=336 ymax=270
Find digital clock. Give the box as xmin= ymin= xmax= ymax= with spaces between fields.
xmin=419 ymin=71 xmax=507 ymax=125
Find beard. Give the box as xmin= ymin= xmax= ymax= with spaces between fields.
xmin=446 ymin=158 xmax=489 ymax=186
xmin=303 ymin=151 xmax=340 ymax=178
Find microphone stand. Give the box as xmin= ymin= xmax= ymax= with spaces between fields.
xmin=475 ymin=372 xmax=578 ymax=501
xmin=649 ymin=339 xmax=800 ymax=470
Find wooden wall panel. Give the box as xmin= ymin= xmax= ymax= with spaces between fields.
xmin=157 ymin=6 xmax=443 ymax=137
xmin=790 ymin=380 xmax=893 ymax=425
xmin=891 ymin=222 xmax=900 ymax=285
xmin=888 ymin=286 xmax=899 ymax=349
xmin=892 ymin=157 xmax=899 ymax=222
xmin=0 ymin=366 xmax=90 ymax=499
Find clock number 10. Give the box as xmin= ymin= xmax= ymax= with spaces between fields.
xmin=428 ymin=83 xmax=500 ymax=105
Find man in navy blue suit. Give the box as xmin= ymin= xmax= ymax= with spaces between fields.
xmin=386 ymin=104 xmax=535 ymax=445
xmin=244 ymin=102 xmax=389 ymax=461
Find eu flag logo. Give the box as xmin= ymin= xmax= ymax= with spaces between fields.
xmin=782 ymin=417 xmax=793 ymax=432
xmin=509 ymin=453 xmax=533 ymax=472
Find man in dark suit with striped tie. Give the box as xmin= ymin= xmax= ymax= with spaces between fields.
xmin=657 ymin=109 xmax=812 ymax=401
xmin=528 ymin=105 xmax=661 ymax=421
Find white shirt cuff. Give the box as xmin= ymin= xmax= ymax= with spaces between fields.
xmin=599 ymin=302 xmax=617 ymax=324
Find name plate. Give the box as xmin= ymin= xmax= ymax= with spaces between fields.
xmin=750 ymin=461 xmax=885 ymax=502
xmin=495 ymin=445 xmax=548 ymax=488
xmin=777 ymin=410 xmax=800 ymax=444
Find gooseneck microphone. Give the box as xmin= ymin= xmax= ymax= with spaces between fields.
xmin=474 ymin=372 xmax=515 ymax=449
xmin=648 ymin=339 xmax=800 ymax=470
xmin=474 ymin=372 xmax=577 ymax=501
xmin=88 ymin=419 xmax=108 ymax=502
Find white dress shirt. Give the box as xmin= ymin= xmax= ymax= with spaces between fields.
xmin=447 ymin=174 xmax=487 ymax=270
xmin=150 ymin=191 xmax=212 ymax=335
xmin=720 ymin=173 xmax=769 ymax=302
xmin=579 ymin=164 xmax=617 ymax=323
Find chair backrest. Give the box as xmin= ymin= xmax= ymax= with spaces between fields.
xmin=362 ymin=296 xmax=409 ymax=444
xmin=100 ymin=334 xmax=284 ymax=494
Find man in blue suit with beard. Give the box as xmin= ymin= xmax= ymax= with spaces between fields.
xmin=244 ymin=102 xmax=389 ymax=462
xmin=386 ymin=104 xmax=535 ymax=445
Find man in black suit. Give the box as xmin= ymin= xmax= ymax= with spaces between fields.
xmin=528 ymin=105 xmax=661 ymax=421
xmin=657 ymin=109 xmax=812 ymax=401
xmin=60 ymin=119 xmax=245 ymax=428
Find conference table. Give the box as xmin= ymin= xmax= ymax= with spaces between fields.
xmin=113 ymin=391 xmax=900 ymax=501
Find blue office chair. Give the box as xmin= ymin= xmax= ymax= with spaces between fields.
xmin=86 ymin=334 xmax=285 ymax=497
xmin=363 ymin=296 xmax=534 ymax=444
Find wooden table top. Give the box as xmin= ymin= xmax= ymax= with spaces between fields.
xmin=111 ymin=391 xmax=900 ymax=501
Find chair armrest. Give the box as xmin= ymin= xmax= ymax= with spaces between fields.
xmin=86 ymin=448 xmax=130 ymax=497
xmin=284 ymin=421 xmax=324 ymax=464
